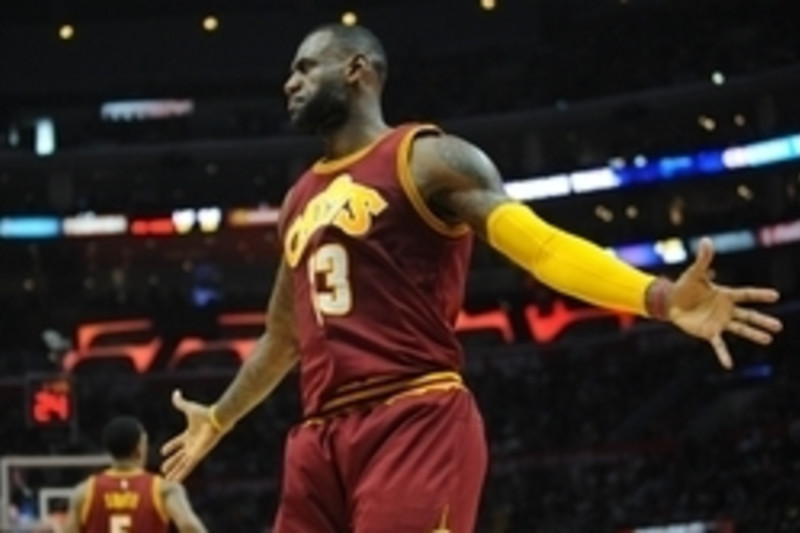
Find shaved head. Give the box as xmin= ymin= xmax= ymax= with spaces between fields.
xmin=307 ymin=23 xmax=388 ymax=85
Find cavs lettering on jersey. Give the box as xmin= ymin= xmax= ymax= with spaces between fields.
xmin=81 ymin=469 xmax=168 ymax=533
xmin=279 ymin=124 xmax=473 ymax=417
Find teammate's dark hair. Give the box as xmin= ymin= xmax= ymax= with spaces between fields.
xmin=309 ymin=23 xmax=388 ymax=84
xmin=102 ymin=416 xmax=144 ymax=460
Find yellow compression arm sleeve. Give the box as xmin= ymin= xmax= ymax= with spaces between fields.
xmin=487 ymin=202 xmax=656 ymax=316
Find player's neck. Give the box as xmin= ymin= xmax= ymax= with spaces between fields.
xmin=322 ymin=111 xmax=389 ymax=161
xmin=110 ymin=460 xmax=142 ymax=472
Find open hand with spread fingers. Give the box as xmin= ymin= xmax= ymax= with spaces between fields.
xmin=665 ymin=237 xmax=783 ymax=369
xmin=160 ymin=390 xmax=226 ymax=482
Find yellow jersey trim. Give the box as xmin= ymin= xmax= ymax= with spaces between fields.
xmin=103 ymin=467 xmax=144 ymax=477
xmin=80 ymin=476 xmax=95 ymax=524
xmin=312 ymin=129 xmax=394 ymax=174
xmin=308 ymin=371 xmax=464 ymax=422
xmin=384 ymin=381 xmax=464 ymax=406
xmin=397 ymin=125 xmax=470 ymax=238
xmin=151 ymin=476 xmax=169 ymax=523
xmin=433 ymin=504 xmax=452 ymax=532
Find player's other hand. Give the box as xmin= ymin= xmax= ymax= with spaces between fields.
xmin=667 ymin=237 xmax=783 ymax=369
xmin=160 ymin=389 xmax=226 ymax=482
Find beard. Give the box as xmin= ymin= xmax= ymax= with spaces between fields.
xmin=290 ymin=80 xmax=350 ymax=135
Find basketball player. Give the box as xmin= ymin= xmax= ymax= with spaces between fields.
xmin=161 ymin=24 xmax=784 ymax=532
xmin=64 ymin=416 xmax=206 ymax=533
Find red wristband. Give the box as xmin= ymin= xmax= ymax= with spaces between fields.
xmin=645 ymin=278 xmax=673 ymax=320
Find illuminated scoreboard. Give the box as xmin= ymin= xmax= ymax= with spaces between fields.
xmin=24 ymin=375 xmax=76 ymax=429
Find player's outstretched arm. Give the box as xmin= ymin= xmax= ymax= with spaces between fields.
xmin=207 ymin=258 xmax=299 ymax=429
xmin=409 ymin=134 xmax=783 ymax=367
xmin=161 ymin=480 xmax=208 ymax=533
xmin=62 ymin=480 xmax=88 ymax=533
xmin=161 ymin=259 xmax=299 ymax=481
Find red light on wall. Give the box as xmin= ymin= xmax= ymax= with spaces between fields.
xmin=130 ymin=218 xmax=175 ymax=236
xmin=525 ymin=300 xmax=635 ymax=343
xmin=61 ymin=301 xmax=639 ymax=375
xmin=26 ymin=376 xmax=75 ymax=428
xmin=168 ymin=338 xmax=258 ymax=368
xmin=63 ymin=317 xmax=256 ymax=374
xmin=62 ymin=319 xmax=161 ymax=373
xmin=455 ymin=308 xmax=514 ymax=342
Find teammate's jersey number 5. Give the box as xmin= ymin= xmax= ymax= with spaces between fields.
xmin=110 ymin=514 xmax=132 ymax=533
xmin=308 ymin=244 xmax=352 ymax=321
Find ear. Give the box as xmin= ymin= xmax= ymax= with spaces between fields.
xmin=345 ymin=54 xmax=368 ymax=84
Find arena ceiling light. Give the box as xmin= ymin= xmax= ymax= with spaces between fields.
xmin=341 ymin=11 xmax=358 ymax=26
xmin=58 ymin=24 xmax=74 ymax=40
xmin=202 ymin=15 xmax=219 ymax=32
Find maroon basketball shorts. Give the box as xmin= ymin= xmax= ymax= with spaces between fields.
xmin=273 ymin=374 xmax=487 ymax=533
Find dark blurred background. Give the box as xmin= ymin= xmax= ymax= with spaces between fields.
xmin=1 ymin=0 xmax=799 ymax=531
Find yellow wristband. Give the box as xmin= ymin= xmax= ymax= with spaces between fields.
xmin=207 ymin=405 xmax=227 ymax=432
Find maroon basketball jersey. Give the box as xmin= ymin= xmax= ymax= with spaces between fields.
xmin=81 ymin=469 xmax=169 ymax=533
xmin=280 ymin=123 xmax=473 ymax=416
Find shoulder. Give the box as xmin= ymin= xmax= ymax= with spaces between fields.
xmin=68 ymin=476 xmax=94 ymax=511
xmin=277 ymin=187 xmax=298 ymax=233
xmin=281 ymin=185 xmax=297 ymax=208
xmin=411 ymin=134 xmax=488 ymax=170
xmin=75 ymin=475 xmax=97 ymax=496
xmin=409 ymin=133 xmax=502 ymax=195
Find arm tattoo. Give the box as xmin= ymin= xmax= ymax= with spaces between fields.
xmin=434 ymin=135 xmax=507 ymax=193
xmin=214 ymin=261 xmax=299 ymax=426
xmin=418 ymin=135 xmax=510 ymax=236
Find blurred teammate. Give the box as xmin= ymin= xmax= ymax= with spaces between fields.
xmin=161 ymin=24 xmax=784 ymax=532
xmin=64 ymin=416 xmax=206 ymax=533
